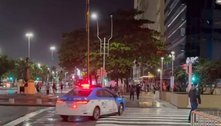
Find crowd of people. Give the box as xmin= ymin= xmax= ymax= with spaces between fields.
xmin=17 ymin=79 xmax=67 ymax=95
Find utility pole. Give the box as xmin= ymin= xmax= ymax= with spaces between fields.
xmin=95 ymin=15 xmax=113 ymax=87
xmin=86 ymin=0 xmax=90 ymax=81
xmin=160 ymin=57 xmax=164 ymax=99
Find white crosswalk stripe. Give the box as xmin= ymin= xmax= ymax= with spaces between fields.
xmin=96 ymin=108 xmax=191 ymax=126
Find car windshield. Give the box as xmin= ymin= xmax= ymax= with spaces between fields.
xmin=64 ymin=89 xmax=92 ymax=97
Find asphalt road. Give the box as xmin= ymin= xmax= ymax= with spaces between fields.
xmin=1 ymin=107 xmax=96 ymax=126
xmin=0 ymin=106 xmax=44 ymax=125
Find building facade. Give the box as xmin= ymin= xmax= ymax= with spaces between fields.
xmin=165 ymin=0 xmax=221 ymax=64
xmin=134 ymin=0 xmax=165 ymax=39
xmin=133 ymin=0 xmax=165 ymax=81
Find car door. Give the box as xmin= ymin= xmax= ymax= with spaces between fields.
xmin=95 ymin=90 xmax=107 ymax=115
xmin=103 ymin=90 xmax=118 ymax=114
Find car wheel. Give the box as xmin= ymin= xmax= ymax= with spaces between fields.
xmin=92 ymin=107 xmax=100 ymax=120
xmin=60 ymin=115 xmax=68 ymax=121
xmin=118 ymin=104 xmax=124 ymax=115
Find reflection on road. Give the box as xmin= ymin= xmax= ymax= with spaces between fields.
xmin=16 ymin=108 xmax=96 ymax=126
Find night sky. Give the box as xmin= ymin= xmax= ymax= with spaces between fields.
xmin=0 ymin=0 xmax=133 ymax=66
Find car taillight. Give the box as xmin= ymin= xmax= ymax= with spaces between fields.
xmin=76 ymin=100 xmax=89 ymax=104
xmin=57 ymin=99 xmax=65 ymax=104
xmin=71 ymin=104 xmax=77 ymax=109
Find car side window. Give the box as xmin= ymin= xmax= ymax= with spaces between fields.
xmin=103 ymin=90 xmax=114 ymax=97
xmin=96 ymin=90 xmax=103 ymax=97
xmin=96 ymin=89 xmax=114 ymax=97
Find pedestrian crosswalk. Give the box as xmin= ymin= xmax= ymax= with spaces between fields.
xmin=96 ymin=108 xmax=191 ymax=126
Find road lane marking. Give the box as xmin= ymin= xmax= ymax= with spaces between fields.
xmin=3 ymin=107 xmax=53 ymax=126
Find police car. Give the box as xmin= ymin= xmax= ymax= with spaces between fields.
xmin=55 ymin=84 xmax=126 ymax=120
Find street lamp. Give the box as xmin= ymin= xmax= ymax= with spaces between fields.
xmin=157 ymin=68 xmax=161 ymax=73
xmin=91 ymin=12 xmax=102 ymax=54
xmin=25 ymin=32 xmax=33 ymax=58
xmin=86 ymin=0 xmax=90 ymax=81
xmin=50 ymin=46 xmax=56 ymax=61
xmin=91 ymin=12 xmax=113 ymax=87
xmin=37 ymin=63 xmax=41 ymax=68
xmin=170 ymin=51 xmax=175 ymax=91
xmin=160 ymin=57 xmax=164 ymax=98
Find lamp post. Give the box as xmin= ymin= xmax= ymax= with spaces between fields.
xmin=86 ymin=0 xmax=90 ymax=80
xmin=25 ymin=32 xmax=33 ymax=58
xmin=91 ymin=12 xmax=102 ymax=54
xmin=37 ymin=63 xmax=41 ymax=68
xmin=160 ymin=57 xmax=164 ymax=98
xmin=170 ymin=51 xmax=175 ymax=91
xmin=50 ymin=46 xmax=56 ymax=84
xmin=50 ymin=46 xmax=56 ymax=61
xmin=91 ymin=12 xmax=113 ymax=87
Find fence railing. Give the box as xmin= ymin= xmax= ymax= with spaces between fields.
xmin=191 ymin=110 xmax=221 ymax=126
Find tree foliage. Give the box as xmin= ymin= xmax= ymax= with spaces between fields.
xmin=58 ymin=29 xmax=88 ymax=72
xmin=4 ymin=58 xmax=49 ymax=82
xmin=194 ymin=59 xmax=221 ymax=94
xmin=174 ymin=59 xmax=221 ymax=94
xmin=0 ymin=55 xmax=14 ymax=80
xmin=58 ymin=9 xmax=166 ymax=80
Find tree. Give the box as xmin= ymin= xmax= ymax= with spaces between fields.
xmin=58 ymin=29 xmax=91 ymax=72
xmin=194 ymin=59 xmax=221 ymax=94
xmin=0 ymin=55 xmax=14 ymax=80
xmin=174 ymin=66 xmax=188 ymax=92
xmin=9 ymin=58 xmax=26 ymax=80
xmin=58 ymin=9 xmax=166 ymax=82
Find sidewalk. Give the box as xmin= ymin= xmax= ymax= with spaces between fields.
xmin=0 ymin=86 xmax=72 ymax=106
xmin=124 ymin=91 xmax=177 ymax=108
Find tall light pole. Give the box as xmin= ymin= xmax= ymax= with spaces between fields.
xmin=91 ymin=12 xmax=102 ymax=54
xmin=91 ymin=12 xmax=113 ymax=87
xmin=25 ymin=32 xmax=33 ymax=58
xmin=0 ymin=47 xmax=2 ymax=54
xmin=170 ymin=51 xmax=175 ymax=91
xmin=37 ymin=63 xmax=41 ymax=68
xmin=86 ymin=0 xmax=90 ymax=81
xmin=50 ymin=46 xmax=56 ymax=61
xmin=160 ymin=57 xmax=164 ymax=98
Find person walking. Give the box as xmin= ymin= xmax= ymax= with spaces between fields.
xmin=129 ymin=85 xmax=135 ymax=101
xmin=46 ymin=83 xmax=50 ymax=95
xmin=52 ymin=83 xmax=57 ymax=94
xmin=60 ymin=82 xmax=63 ymax=93
xmin=36 ymin=82 xmax=40 ymax=93
xmin=188 ymin=84 xmax=201 ymax=123
xmin=19 ymin=79 xmax=25 ymax=94
xmin=136 ymin=84 xmax=141 ymax=100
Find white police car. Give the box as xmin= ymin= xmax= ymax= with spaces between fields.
xmin=55 ymin=84 xmax=126 ymax=120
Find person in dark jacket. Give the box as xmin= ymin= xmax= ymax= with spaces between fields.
xmin=188 ymin=84 xmax=201 ymax=122
xmin=130 ymin=85 xmax=135 ymax=101
xmin=136 ymin=84 xmax=141 ymax=100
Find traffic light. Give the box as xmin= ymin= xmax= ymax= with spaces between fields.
xmin=8 ymin=76 xmax=13 ymax=81
xmin=36 ymin=77 xmax=40 ymax=81
xmin=9 ymin=77 xmax=13 ymax=81
xmin=192 ymin=73 xmax=199 ymax=85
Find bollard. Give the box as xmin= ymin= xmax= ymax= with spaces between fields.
xmin=9 ymin=98 xmax=15 ymax=104
xmin=36 ymin=98 xmax=42 ymax=104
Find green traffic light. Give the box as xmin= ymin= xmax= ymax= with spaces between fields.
xmin=192 ymin=73 xmax=199 ymax=84
xmin=36 ymin=77 xmax=40 ymax=81
xmin=9 ymin=76 xmax=13 ymax=81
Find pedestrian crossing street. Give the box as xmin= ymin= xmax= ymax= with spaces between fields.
xmin=96 ymin=108 xmax=191 ymax=126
